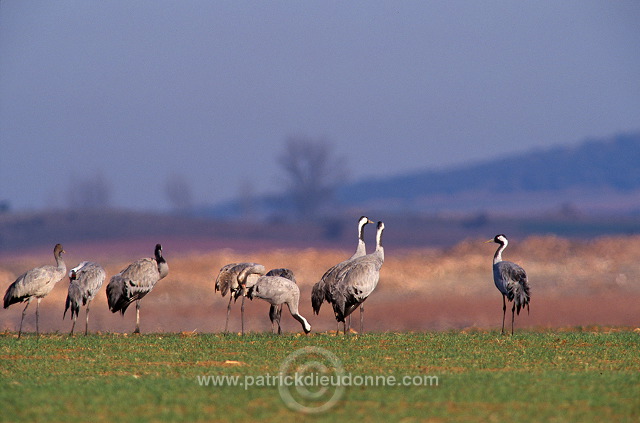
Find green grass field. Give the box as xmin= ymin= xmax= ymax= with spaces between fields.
xmin=1 ymin=329 xmax=639 ymax=422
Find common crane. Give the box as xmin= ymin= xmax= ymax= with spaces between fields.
xmin=215 ymin=262 xmax=265 ymax=335
xmin=486 ymin=234 xmax=531 ymax=335
xmin=106 ymin=244 xmax=169 ymax=334
xmin=3 ymin=243 xmax=66 ymax=338
xmin=329 ymin=221 xmax=384 ymax=334
xmin=245 ymin=268 xmax=311 ymax=334
xmin=64 ymin=261 xmax=106 ymax=335
xmin=311 ymin=216 xmax=373 ymax=332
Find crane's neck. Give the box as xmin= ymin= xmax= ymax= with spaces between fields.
xmin=352 ymin=238 xmax=366 ymax=258
xmin=493 ymin=242 xmax=507 ymax=265
xmin=351 ymin=219 xmax=369 ymax=259
xmin=358 ymin=220 xmax=366 ymax=240
xmin=377 ymin=246 xmax=385 ymax=262
xmin=55 ymin=252 xmax=66 ymax=270
xmin=375 ymin=227 xmax=384 ymax=260
xmin=157 ymin=260 xmax=169 ymax=280
xmin=155 ymin=250 xmax=169 ymax=279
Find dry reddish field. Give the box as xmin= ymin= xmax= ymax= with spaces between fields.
xmin=1 ymin=235 xmax=639 ymax=334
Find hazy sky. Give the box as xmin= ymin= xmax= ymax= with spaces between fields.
xmin=1 ymin=1 xmax=639 ymax=211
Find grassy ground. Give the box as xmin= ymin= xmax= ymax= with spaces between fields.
xmin=1 ymin=329 xmax=639 ymax=422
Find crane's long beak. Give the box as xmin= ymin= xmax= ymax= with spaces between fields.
xmin=484 ymin=239 xmax=493 ymax=243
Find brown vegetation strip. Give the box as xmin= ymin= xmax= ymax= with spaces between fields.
xmin=2 ymin=235 xmax=640 ymax=333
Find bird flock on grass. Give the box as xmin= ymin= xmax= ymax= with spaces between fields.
xmin=1 ymin=216 xmax=531 ymax=336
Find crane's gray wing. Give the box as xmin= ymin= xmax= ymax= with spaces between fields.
xmin=107 ymin=258 xmax=159 ymax=314
xmin=4 ymin=265 xmax=63 ymax=307
xmin=265 ymin=268 xmax=296 ymax=283
xmin=249 ymin=276 xmax=298 ymax=304
xmin=312 ymin=258 xmax=353 ymax=314
xmin=106 ymin=272 xmax=150 ymax=314
xmin=335 ymin=256 xmax=382 ymax=297
xmin=120 ymin=258 xmax=160 ymax=289
xmin=311 ymin=279 xmax=325 ymax=315
xmin=331 ymin=256 xmax=382 ymax=319
xmin=320 ymin=259 xmax=349 ymax=284
xmin=497 ymin=261 xmax=530 ymax=314
xmin=4 ymin=271 xmax=38 ymax=307
xmin=496 ymin=261 xmax=526 ymax=301
xmin=75 ymin=262 xmax=106 ymax=302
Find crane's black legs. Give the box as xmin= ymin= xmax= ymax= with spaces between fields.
xmin=344 ymin=305 xmax=365 ymax=334
xmin=134 ymin=300 xmax=141 ymax=334
xmin=501 ymin=295 xmax=506 ymax=335
xmin=269 ymin=305 xmax=282 ymax=334
xmin=85 ymin=300 xmax=91 ymax=336
xmin=270 ymin=319 xmax=282 ymax=335
xmin=224 ymin=296 xmax=233 ymax=333
xmin=36 ymin=298 xmax=41 ymax=337
xmin=269 ymin=306 xmax=276 ymax=334
xmin=277 ymin=305 xmax=282 ymax=334
xmin=240 ymin=296 xmax=245 ymax=336
xmin=500 ymin=296 xmax=517 ymax=335
xmin=70 ymin=316 xmax=77 ymax=335
xmin=18 ymin=300 xmax=31 ymax=339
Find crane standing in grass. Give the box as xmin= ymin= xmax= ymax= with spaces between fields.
xmin=215 ymin=262 xmax=266 ymax=335
xmin=312 ymin=216 xmax=373 ymax=332
xmin=487 ymin=234 xmax=531 ymax=335
xmin=3 ymin=243 xmax=66 ymax=338
xmin=106 ymin=244 xmax=169 ymax=334
xmin=64 ymin=261 xmax=106 ymax=335
xmin=329 ymin=221 xmax=385 ymax=334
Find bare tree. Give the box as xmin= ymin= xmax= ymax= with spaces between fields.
xmin=277 ymin=135 xmax=347 ymax=218
xmin=67 ymin=172 xmax=112 ymax=210
xmin=164 ymin=172 xmax=193 ymax=213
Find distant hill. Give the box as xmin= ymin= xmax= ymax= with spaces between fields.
xmin=3 ymin=134 xmax=640 ymax=252
xmin=197 ymin=132 xmax=640 ymax=218
xmin=336 ymin=132 xmax=640 ymax=215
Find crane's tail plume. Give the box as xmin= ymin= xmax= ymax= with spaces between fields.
xmin=3 ymin=283 xmax=20 ymax=309
xmin=64 ymin=294 xmax=80 ymax=320
xmin=106 ymin=275 xmax=132 ymax=315
xmin=64 ymin=283 xmax=82 ymax=320
xmin=514 ymin=279 xmax=531 ymax=316
xmin=311 ymin=281 xmax=324 ymax=315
